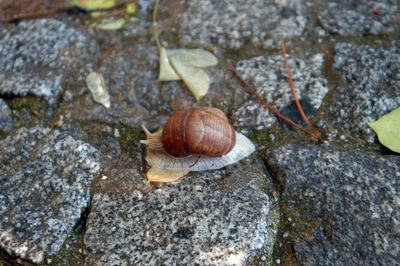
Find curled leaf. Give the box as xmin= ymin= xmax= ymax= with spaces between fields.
xmin=86 ymin=72 xmax=111 ymax=108
xmin=96 ymin=17 xmax=129 ymax=30
xmin=158 ymin=47 xmax=180 ymax=81
xmin=157 ymin=47 xmax=218 ymax=100
xmin=167 ymin=49 xmax=218 ymax=67
xmin=368 ymin=107 xmax=400 ymax=153
xmin=169 ymin=56 xmax=210 ymax=100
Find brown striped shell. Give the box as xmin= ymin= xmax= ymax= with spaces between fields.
xmin=161 ymin=108 xmax=236 ymax=158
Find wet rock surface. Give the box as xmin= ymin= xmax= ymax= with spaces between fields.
xmin=0 ymin=0 xmax=399 ymax=264
xmin=84 ymin=169 xmax=277 ymax=265
xmin=0 ymin=127 xmax=102 ymax=263
xmin=267 ymin=143 xmax=400 ymax=265
xmin=327 ymin=41 xmax=400 ymax=143
xmin=179 ymin=0 xmax=306 ymax=49
xmin=317 ymin=0 xmax=397 ymax=35
xmin=0 ymin=98 xmax=12 ymax=132
xmin=0 ymin=19 xmax=99 ymax=104
xmin=234 ymin=53 xmax=328 ymax=130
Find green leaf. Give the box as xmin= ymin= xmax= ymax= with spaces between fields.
xmin=70 ymin=0 xmax=118 ymax=10
xmin=368 ymin=107 xmax=400 ymax=153
xmin=125 ymin=2 xmax=137 ymax=15
xmin=96 ymin=17 xmax=128 ymax=30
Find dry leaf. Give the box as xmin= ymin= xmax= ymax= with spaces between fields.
xmin=86 ymin=72 xmax=111 ymax=108
xmin=157 ymin=47 xmax=218 ymax=100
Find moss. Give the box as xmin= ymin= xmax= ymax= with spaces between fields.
xmin=246 ymin=197 xmax=280 ymax=265
xmin=4 ymin=96 xmax=55 ymax=129
xmin=43 ymin=211 xmax=88 ymax=266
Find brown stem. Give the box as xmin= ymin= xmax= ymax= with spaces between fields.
xmin=0 ymin=10 xmax=61 ymax=21
xmin=280 ymin=37 xmax=322 ymax=142
xmin=228 ymin=61 xmax=322 ymax=141
xmin=0 ymin=0 xmax=70 ymax=22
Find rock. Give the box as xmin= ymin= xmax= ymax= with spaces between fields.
xmin=0 ymin=98 xmax=12 ymax=132
xmin=0 ymin=127 xmax=102 ymax=263
xmin=327 ymin=42 xmax=400 ymax=142
xmin=267 ymin=143 xmax=400 ymax=265
xmin=0 ymin=19 xmax=99 ymax=104
xmin=179 ymin=0 xmax=306 ymax=49
xmin=234 ymin=53 xmax=328 ymax=131
xmin=61 ymin=43 xmax=164 ymax=127
xmin=84 ymin=169 xmax=278 ymax=265
xmin=318 ymin=0 xmax=397 ymax=35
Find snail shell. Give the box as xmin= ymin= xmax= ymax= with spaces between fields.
xmin=141 ymin=108 xmax=255 ymax=173
xmin=161 ymin=108 xmax=235 ymax=157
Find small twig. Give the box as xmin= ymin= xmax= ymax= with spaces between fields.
xmin=228 ymin=61 xmax=322 ymax=141
xmin=0 ymin=0 xmax=70 ymax=22
xmin=280 ymin=37 xmax=322 ymax=143
xmin=152 ymin=0 xmax=161 ymax=49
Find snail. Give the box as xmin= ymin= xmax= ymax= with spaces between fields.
xmin=140 ymin=107 xmax=255 ymax=182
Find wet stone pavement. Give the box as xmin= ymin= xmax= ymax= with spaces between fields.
xmin=0 ymin=0 xmax=399 ymax=265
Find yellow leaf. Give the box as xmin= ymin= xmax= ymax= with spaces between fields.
xmin=71 ymin=0 xmax=118 ymax=10
xmin=368 ymin=107 xmax=400 ymax=153
xmin=86 ymin=72 xmax=111 ymax=108
xmin=96 ymin=17 xmax=128 ymax=30
xmin=167 ymin=48 xmax=218 ymax=67
xmin=169 ymin=56 xmax=210 ymax=100
xmin=157 ymin=47 xmax=180 ymax=81
xmin=157 ymin=47 xmax=218 ymax=99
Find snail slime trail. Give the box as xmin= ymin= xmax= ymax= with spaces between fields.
xmin=141 ymin=108 xmax=255 ymax=183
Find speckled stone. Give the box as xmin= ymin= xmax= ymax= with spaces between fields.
xmin=0 ymin=127 xmax=102 ymax=263
xmin=60 ymin=42 xmax=172 ymax=127
xmin=327 ymin=42 xmax=400 ymax=142
xmin=0 ymin=98 xmax=12 ymax=132
xmin=179 ymin=0 xmax=306 ymax=49
xmin=267 ymin=143 xmax=400 ymax=265
xmin=234 ymin=53 xmax=328 ymax=131
xmin=318 ymin=0 xmax=397 ymax=35
xmin=0 ymin=19 xmax=99 ymax=104
xmin=84 ymin=171 xmax=278 ymax=265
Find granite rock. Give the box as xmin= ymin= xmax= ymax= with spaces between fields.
xmin=84 ymin=170 xmax=278 ymax=265
xmin=234 ymin=53 xmax=328 ymax=131
xmin=0 ymin=98 xmax=12 ymax=132
xmin=179 ymin=0 xmax=306 ymax=49
xmin=328 ymin=42 xmax=400 ymax=142
xmin=267 ymin=143 xmax=400 ymax=265
xmin=0 ymin=19 xmax=99 ymax=104
xmin=0 ymin=127 xmax=102 ymax=263
xmin=318 ymin=0 xmax=397 ymax=35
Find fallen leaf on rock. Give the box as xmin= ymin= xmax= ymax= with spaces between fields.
xmin=153 ymin=0 xmax=218 ymax=100
xmin=368 ymin=107 xmax=400 ymax=153
xmin=71 ymin=0 xmax=138 ymax=30
xmin=70 ymin=0 xmax=118 ymax=10
xmin=86 ymin=72 xmax=111 ymax=108
xmin=157 ymin=47 xmax=218 ymax=100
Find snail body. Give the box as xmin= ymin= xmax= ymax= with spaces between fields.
xmin=141 ymin=107 xmax=255 ymax=182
